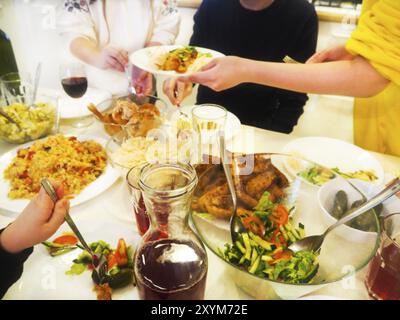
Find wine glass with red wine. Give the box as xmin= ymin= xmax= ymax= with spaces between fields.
xmin=60 ymin=63 xmax=92 ymax=127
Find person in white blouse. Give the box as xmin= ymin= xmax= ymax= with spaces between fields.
xmin=57 ymin=0 xmax=180 ymax=96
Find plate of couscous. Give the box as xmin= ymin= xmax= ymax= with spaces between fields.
xmin=0 ymin=134 xmax=120 ymax=215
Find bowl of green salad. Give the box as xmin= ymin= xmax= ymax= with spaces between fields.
xmin=191 ymin=153 xmax=380 ymax=300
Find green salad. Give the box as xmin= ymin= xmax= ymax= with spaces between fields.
xmin=43 ymin=235 xmax=135 ymax=299
xmin=220 ymin=192 xmax=319 ymax=284
xmin=299 ymin=165 xmax=378 ymax=186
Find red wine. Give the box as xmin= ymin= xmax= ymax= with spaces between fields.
xmin=62 ymin=77 xmax=88 ymax=98
xmin=133 ymin=196 xmax=150 ymax=236
xmin=135 ymin=239 xmax=207 ymax=300
xmin=366 ymin=243 xmax=400 ymax=300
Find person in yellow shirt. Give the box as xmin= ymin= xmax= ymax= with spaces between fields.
xmin=182 ymin=0 xmax=400 ymax=157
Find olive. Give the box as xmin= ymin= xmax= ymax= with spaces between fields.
xmin=331 ymin=190 xmax=348 ymax=219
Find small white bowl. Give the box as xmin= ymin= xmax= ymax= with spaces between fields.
xmin=318 ymin=178 xmax=382 ymax=243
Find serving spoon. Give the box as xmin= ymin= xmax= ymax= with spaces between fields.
xmin=0 ymin=109 xmax=21 ymax=128
xmin=219 ymin=135 xmax=245 ymax=243
xmin=289 ymin=177 xmax=400 ymax=253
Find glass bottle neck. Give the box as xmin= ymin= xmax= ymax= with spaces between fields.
xmin=139 ymin=162 xmax=198 ymax=241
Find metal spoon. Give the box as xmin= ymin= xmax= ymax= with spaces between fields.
xmin=289 ymin=177 xmax=400 ymax=253
xmin=40 ymin=179 xmax=107 ymax=281
xmin=29 ymin=63 xmax=41 ymax=110
xmin=219 ymin=135 xmax=244 ymax=243
xmin=0 ymin=109 xmax=21 ymax=128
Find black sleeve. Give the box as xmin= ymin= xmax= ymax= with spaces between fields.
xmin=189 ymin=0 xmax=208 ymax=47
xmin=288 ymin=8 xmax=319 ymax=63
xmin=0 ymin=228 xmax=33 ymax=299
xmin=272 ymin=8 xmax=319 ymax=133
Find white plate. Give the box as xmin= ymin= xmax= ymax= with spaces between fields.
xmin=0 ymin=135 xmax=120 ymax=215
xmin=282 ymin=137 xmax=384 ymax=187
xmin=178 ymin=105 xmax=241 ymax=141
xmin=3 ymin=217 xmax=141 ymax=300
xmin=59 ymin=88 xmax=112 ymax=119
xmin=129 ymin=45 xmax=224 ymax=77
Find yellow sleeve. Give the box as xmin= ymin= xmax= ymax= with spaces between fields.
xmin=346 ymin=0 xmax=400 ymax=86
xmin=361 ymin=0 xmax=377 ymax=13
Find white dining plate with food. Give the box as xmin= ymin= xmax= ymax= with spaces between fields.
xmin=58 ymin=88 xmax=112 ymax=119
xmin=129 ymin=45 xmax=224 ymax=77
xmin=3 ymin=217 xmax=141 ymax=300
xmin=282 ymin=137 xmax=384 ymax=187
xmin=0 ymin=135 xmax=119 ymax=215
xmin=177 ymin=105 xmax=241 ymax=140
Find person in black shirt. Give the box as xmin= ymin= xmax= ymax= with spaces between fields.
xmin=164 ymin=0 xmax=318 ymax=133
xmin=0 ymin=182 xmax=68 ymax=298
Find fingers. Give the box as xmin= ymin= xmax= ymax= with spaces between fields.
xmin=106 ymin=56 xmax=125 ymax=72
xmin=185 ymin=69 xmax=214 ymax=86
xmin=306 ymin=51 xmax=328 ymax=64
xmin=143 ymin=73 xmax=153 ymax=96
xmin=176 ymin=81 xmax=192 ymax=104
xmin=163 ymin=78 xmax=179 ymax=105
xmin=108 ymin=47 xmax=129 ymax=68
xmin=35 ymin=186 xmax=56 ymax=216
xmin=47 ymin=199 xmax=69 ymax=231
xmin=46 ymin=180 xmax=64 ymax=200
xmin=200 ymin=59 xmax=218 ymax=72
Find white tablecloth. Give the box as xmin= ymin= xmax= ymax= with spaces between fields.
xmin=1 ymin=122 xmax=399 ymax=300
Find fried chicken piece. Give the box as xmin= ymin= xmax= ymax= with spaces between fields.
xmin=197 ymin=184 xmax=232 ymax=219
xmin=111 ymin=101 xmax=139 ymax=125
xmin=233 ymin=174 xmax=258 ymax=209
xmin=245 ymin=170 xmax=276 ymax=200
xmin=267 ymin=184 xmax=285 ymax=203
xmin=140 ymin=103 xmax=160 ymax=117
xmin=253 ymin=155 xmax=273 ymax=174
xmin=273 ymin=166 xmax=289 ymax=188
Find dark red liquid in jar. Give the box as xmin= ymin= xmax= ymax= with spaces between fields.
xmin=62 ymin=77 xmax=88 ymax=98
xmin=134 ymin=196 xmax=150 ymax=236
xmin=366 ymin=243 xmax=400 ymax=300
xmin=135 ymin=239 xmax=207 ymax=300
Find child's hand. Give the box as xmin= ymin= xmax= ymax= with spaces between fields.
xmin=0 ymin=182 xmax=69 ymax=253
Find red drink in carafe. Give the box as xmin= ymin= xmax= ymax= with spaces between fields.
xmin=133 ymin=195 xmax=150 ymax=236
xmin=135 ymin=238 xmax=207 ymax=300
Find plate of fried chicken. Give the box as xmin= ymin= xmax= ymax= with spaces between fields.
xmin=192 ymin=153 xmax=296 ymax=230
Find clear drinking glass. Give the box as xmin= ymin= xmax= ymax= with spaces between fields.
xmin=126 ymin=165 xmax=150 ymax=236
xmin=134 ymin=162 xmax=208 ymax=300
xmin=192 ymin=104 xmax=227 ymax=164
xmin=59 ymin=63 xmax=92 ymax=128
xmin=1 ymin=72 xmax=32 ymax=105
xmin=365 ymin=213 xmax=400 ymax=300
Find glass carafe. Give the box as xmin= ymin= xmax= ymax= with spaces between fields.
xmin=134 ymin=162 xmax=208 ymax=300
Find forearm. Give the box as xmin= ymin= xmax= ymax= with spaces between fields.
xmin=70 ymin=37 xmax=101 ymax=67
xmin=244 ymin=56 xmax=390 ymax=98
xmin=0 ymin=228 xmax=33 ymax=298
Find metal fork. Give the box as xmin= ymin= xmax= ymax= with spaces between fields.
xmin=40 ymin=179 xmax=107 ymax=281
